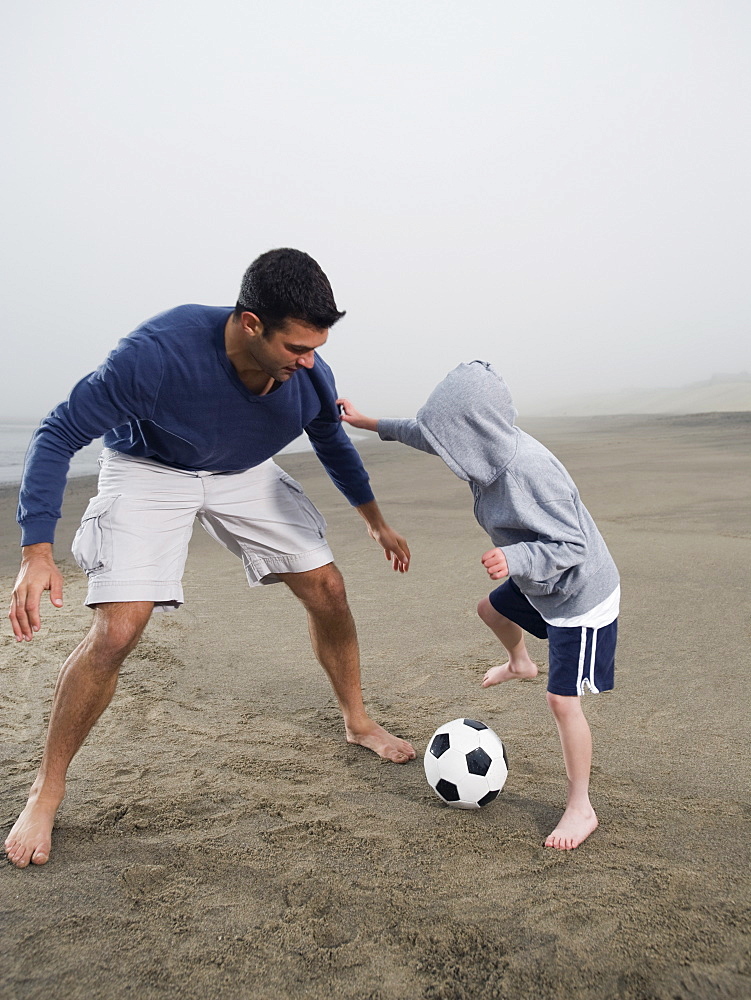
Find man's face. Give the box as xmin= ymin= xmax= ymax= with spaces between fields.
xmin=248 ymin=317 xmax=329 ymax=382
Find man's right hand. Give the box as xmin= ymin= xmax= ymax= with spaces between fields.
xmin=9 ymin=543 xmax=64 ymax=641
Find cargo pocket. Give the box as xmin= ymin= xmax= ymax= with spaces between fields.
xmin=278 ymin=473 xmax=327 ymax=539
xmin=71 ymin=494 xmax=120 ymax=573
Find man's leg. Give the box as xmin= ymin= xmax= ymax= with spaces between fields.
xmin=478 ymin=597 xmax=539 ymax=685
xmin=278 ymin=564 xmax=415 ymax=763
xmin=544 ymin=692 xmax=598 ymax=850
xmin=4 ymin=601 xmax=154 ymax=868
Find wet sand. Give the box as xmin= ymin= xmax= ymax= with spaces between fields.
xmin=1 ymin=413 xmax=750 ymax=999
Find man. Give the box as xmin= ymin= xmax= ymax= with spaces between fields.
xmin=5 ymin=248 xmax=416 ymax=869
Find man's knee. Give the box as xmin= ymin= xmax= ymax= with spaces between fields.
xmin=87 ymin=603 xmax=153 ymax=663
xmin=287 ymin=565 xmax=349 ymax=616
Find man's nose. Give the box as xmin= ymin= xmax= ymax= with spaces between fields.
xmin=297 ymin=352 xmax=315 ymax=369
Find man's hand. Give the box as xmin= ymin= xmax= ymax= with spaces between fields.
xmin=356 ymin=501 xmax=411 ymax=572
xmin=482 ymin=547 xmax=509 ymax=581
xmin=336 ymin=398 xmax=378 ymax=433
xmin=368 ymin=523 xmax=411 ymax=573
xmin=9 ymin=543 xmax=64 ymax=641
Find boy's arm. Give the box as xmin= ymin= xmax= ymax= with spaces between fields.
xmin=336 ymin=400 xmax=437 ymax=456
xmin=377 ymin=418 xmax=438 ymax=456
xmin=498 ymin=500 xmax=588 ymax=584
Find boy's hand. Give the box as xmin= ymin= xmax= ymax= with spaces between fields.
xmin=336 ymin=398 xmax=378 ymax=433
xmin=482 ymin=547 xmax=509 ymax=581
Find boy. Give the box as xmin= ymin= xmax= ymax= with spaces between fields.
xmin=338 ymin=360 xmax=619 ymax=850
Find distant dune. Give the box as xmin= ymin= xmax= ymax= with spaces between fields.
xmin=525 ymin=373 xmax=751 ymax=417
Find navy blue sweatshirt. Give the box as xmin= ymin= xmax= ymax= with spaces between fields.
xmin=18 ymin=305 xmax=374 ymax=546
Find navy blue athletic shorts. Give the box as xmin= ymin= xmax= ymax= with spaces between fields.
xmin=488 ymin=579 xmax=617 ymax=697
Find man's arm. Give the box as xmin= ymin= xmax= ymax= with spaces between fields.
xmin=18 ymin=336 xmax=160 ymax=547
xmin=305 ymin=412 xmax=410 ymax=570
xmin=302 ymin=366 xmax=411 ymax=569
xmin=332 ymin=399 xmax=418 ymax=571
xmin=12 ymin=334 xmax=162 ymax=639
xmin=354 ymin=499 xmax=411 ymax=572
xmin=305 ymin=421 xmax=409 ymax=570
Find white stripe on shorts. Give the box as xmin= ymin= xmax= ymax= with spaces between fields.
xmin=579 ymin=627 xmax=600 ymax=694
xmin=576 ymin=626 xmax=601 ymax=695
xmin=576 ymin=627 xmax=587 ymax=696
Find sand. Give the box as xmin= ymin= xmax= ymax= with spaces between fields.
xmin=1 ymin=413 xmax=750 ymax=1000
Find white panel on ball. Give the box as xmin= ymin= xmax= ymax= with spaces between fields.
xmin=423 ymin=718 xmax=508 ymax=809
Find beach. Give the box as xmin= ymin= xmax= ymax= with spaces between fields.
xmin=1 ymin=413 xmax=749 ymax=999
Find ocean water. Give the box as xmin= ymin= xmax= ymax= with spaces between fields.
xmin=0 ymin=424 xmax=365 ymax=486
xmin=0 ymin=425 xmax=103 ymax=485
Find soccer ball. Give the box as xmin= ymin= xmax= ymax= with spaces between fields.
xmin=424 ymin=718 xmax=508 ymax=809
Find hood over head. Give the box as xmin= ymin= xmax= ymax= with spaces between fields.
xmin=416 ymin=361 xmax=518 ymax=485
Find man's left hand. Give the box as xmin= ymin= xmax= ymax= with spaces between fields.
xmin=369 ymin=524 xmax=411 ymax=572
xmin=355 ymin=500 xmax=411 ymax=572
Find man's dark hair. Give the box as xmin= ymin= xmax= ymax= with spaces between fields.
xmin=234 ymin=248 xmax=345 ymax=333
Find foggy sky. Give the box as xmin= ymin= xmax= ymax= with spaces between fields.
xmin=2 ymin=1 xmax=749 ymax=420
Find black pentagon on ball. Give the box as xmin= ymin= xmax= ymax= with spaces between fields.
xmin=463 ymin=719 xmax=488 ymax=731
xmin=478 ymin=789 xmax=500 ymax=807
xmin=465 ymin=747 xmax=492 ymax=776
xmin=429 ymin=733 xmax=451 ymax=758
xmin=435 ymin=779 xmax=460 ymax=802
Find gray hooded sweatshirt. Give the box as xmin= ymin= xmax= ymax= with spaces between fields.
xmin=377 ymin=361 xmax=619 ymax=623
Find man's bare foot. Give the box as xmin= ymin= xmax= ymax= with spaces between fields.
xmin=346 ymin=720 xmax=416 ymax=763
xmin=4 ymin=790 xmax=62 ymax=868
xmin=544 ymin=805 xmax=598 ymax=850
xmin=482 ymin=658 xmax=538 ymax=687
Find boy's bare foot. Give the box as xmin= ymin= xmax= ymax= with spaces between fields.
xmin=544 ymin=805 xmax=598 ymax=850
xmin=346 ymin=720 xmax=416 ymax=763
xmin=4 ymin=790 xmax=62 ymax=868
xmin=482 ymin=658 xmax=538 ymax=686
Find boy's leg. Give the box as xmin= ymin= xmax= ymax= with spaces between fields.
xmin=477 ymin=597 xmax=538 ymax=685
xmin=4 ymin=601 xmax=154 ymax=868
xmin=542 ymin=621 xmax=616 ymax=848
xmin=544 ymin=692 xmax=598 ymax=850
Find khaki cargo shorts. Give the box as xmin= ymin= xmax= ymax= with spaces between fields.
xmin=71 ymin=449 xmax=334 ymax=610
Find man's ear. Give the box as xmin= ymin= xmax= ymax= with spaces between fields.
xmin=240 ymin=311 xmax=264 ymax=337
